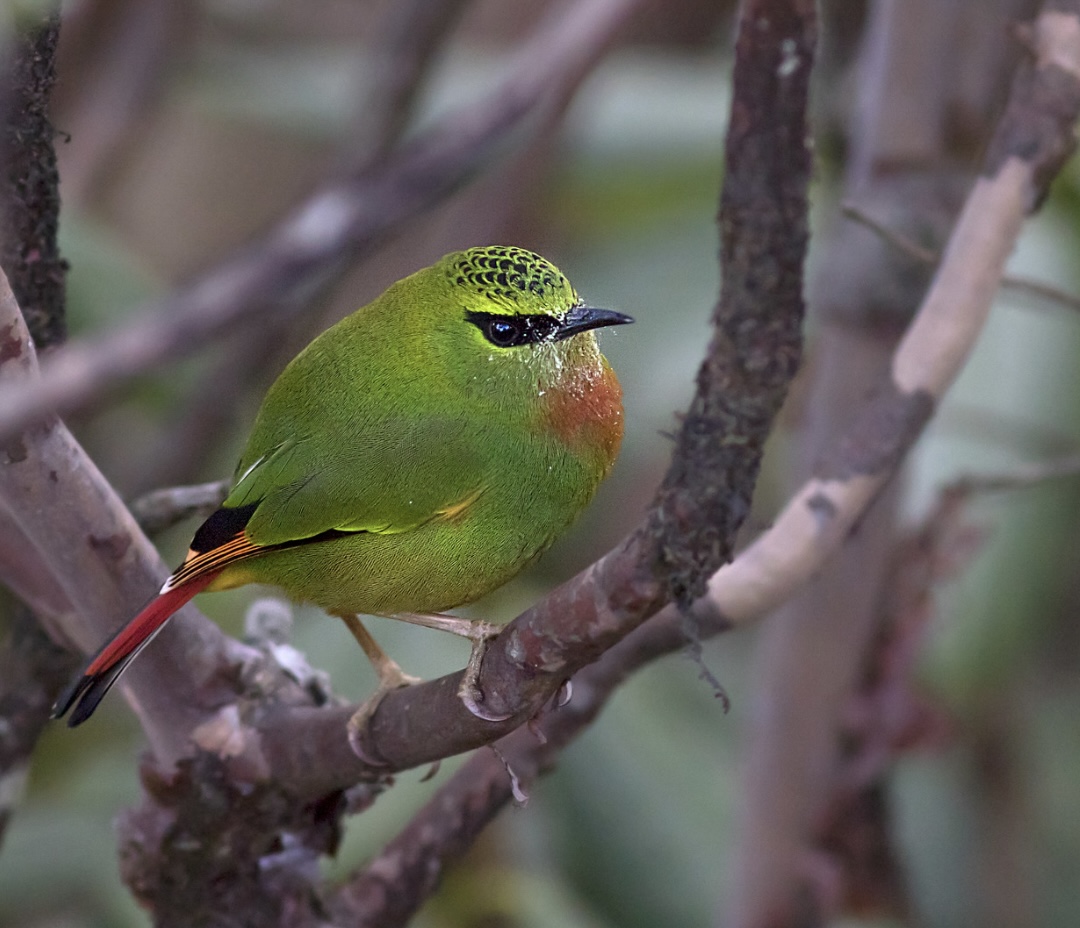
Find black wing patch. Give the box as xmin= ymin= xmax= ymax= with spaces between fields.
xmin=189 ymin=502 xmax=259 ymax=554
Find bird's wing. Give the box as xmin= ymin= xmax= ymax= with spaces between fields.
xmin=220 ymin=415 xmax=490 ymax=548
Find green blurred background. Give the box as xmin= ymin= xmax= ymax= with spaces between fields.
xmin=3 ymin=1 xmax=1080 ymax=926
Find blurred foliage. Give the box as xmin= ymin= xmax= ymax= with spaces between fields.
xmin=4 ymin=2 xmax=1080 ymax=927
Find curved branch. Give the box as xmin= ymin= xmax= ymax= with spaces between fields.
xmin=332 ymin=604 xmax=707 ymax=927
xmin=709 ymin=5 xmax=1080 ymax=629
xmin=0 ymin=272 xmax=260 ymax=766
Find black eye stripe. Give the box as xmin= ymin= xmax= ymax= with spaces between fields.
xmin=465 ymin=311 xmax=560 ymax=348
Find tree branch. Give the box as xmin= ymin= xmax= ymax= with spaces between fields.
xmin=128 ymin=479 xmax=230 ymax=536
xmin=708 ymin=1 xmax=1080 ymax=630
xmin=0 ymin=12 xmax=67 ymax=350
xmin=0 ymin=9 xmax=82 ymax=855
xmin=342 ymin=0 xmax=471 ymax=170
xmin=332 ymin=602 xmax=710 ymax=927
xmin=0 ymin=269 xmax=263 ymax=766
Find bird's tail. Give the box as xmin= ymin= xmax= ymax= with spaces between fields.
xmin=52 ymin=571 xmax=219 ymax=727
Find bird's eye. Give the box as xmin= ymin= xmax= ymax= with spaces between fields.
xmin=485 ymin=317 xmax=521 ymax=347
xmin=465 ymin=311 xmax=559 ymax=347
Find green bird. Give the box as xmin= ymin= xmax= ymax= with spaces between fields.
xmin=54 ymin=245 xmax=632 ymax=743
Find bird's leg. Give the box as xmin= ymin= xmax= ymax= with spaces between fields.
xmin=335 ymin=613 xmax=421 ymax=762
xmin=391 ymin=612 xmax=509 ymax=722
xmin=391 ymin=611 xmax=498 ymax=640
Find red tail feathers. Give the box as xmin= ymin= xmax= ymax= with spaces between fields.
xmin=52 ymin=571 xmax=219 ymax=726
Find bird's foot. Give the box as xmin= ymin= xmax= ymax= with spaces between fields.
xmin=336 ymin=613 xmax=423 ymax=763
xmin=457 ymin=623 xmax=513 ymax=722
xmin=391 ymin=613 xmax=509 ymax=720
xmin=390 ymin=613 xmax=510 ymax=721
xmin=347 ymin=661 xmax=422 ymax=764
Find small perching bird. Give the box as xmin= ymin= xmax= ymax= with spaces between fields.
xmin=53 ymin=245 xmax=632 ymax=747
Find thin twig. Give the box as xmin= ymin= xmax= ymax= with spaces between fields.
xmin=343 ymin=0 xmax=472 ymax=169
xmin=1001 ymin=273 xmax=1080 ymax=312
xmin=128 ymin=479 xmax=231 ymax=535
xmin=843 ymin=199 xmax=1080 ymax=313
xmin=840 ymin=201 xmax=938 ymax=263
xmin=948 ymin=452 xmax=1080 ymax=494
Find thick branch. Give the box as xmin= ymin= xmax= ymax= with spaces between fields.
xmin=332 ymin=604 xmax=709 ymax=927
xmin=0 ymin=10 xmax=78 ymax=856
xmin=0 ymin=606 xmax=80 ymax=850
xmin=0 ymin=12 xmax=67 ymax=349
xmin=0 ymin=271 xmax=261 ymax=766
xmin=651 ymin=0 xmax=814 ymax=606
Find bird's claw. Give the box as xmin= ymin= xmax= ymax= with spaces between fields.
xmin=555 ymin=678 xmax=573 ymax=708
xmin=346 ymin=666 xmax=422 ymax=764
xmin=347 ymin=700 xmax=390 ymax=765
xmin=458 ymin=630 xmax=513 ymax=722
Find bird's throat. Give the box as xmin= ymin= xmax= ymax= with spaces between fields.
xmin=538 ymin=360 xmax=624 ymax=466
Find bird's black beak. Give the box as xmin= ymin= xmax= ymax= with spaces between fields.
xmin=554 ymin=305 xmax=634 ymax=341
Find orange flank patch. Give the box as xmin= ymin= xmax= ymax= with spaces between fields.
xmin=539 ymin=362 xmax=624 ymax=460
